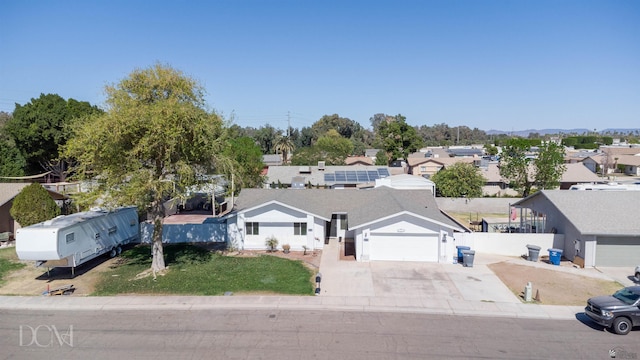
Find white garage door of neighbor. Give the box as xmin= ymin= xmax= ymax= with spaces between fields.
xmin=596 ymin=237 xmax=640 ymax=267
xmin=369 ymin=234 xmax=439 ymax=262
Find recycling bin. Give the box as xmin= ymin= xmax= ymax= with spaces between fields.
xmin=548 ymin=248 xmax=563 ymax=265
xmin=456 ymin=246 xmax=470 ymax=263
xmin=461 ymin=250 xmax=475 ymax=267
xmin=526 ymin=245 xmax=541 ymax=262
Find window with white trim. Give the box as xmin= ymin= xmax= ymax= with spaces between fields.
xmin=246 ymin=222 xmax=259 ymax=235
xmin=294 ymin=222 xmax=307 ymax=235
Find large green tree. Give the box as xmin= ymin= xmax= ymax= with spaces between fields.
xmin=291 ymin=129 xmax=354 ymax=165
xmin=431 ymin=162 xmax=485 ymax=197
xmin=311 ymin=114 xmax=363 ymax=141
xmin=376 ymin=114 xmax=422 ymax=165
xmin=499 ymin=138 xmax=533 ymax=196
xmin=64 ymin=64 xmax=236 ymax=273
xmin=4 ymin=93 xmax=102 ymax=174
xmin=10 ymin=183 xmax=60 ymax=227
xmin=224 ymin=136 xmax=264 ymax=189
xmin=533 ymin=142 xmax=567 ymax=191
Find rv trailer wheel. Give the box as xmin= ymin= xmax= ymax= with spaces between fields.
xmin=109 ymin=248 xmax=117 ymax=258
xmin=116 ymin=246 xmax=122 ymax=255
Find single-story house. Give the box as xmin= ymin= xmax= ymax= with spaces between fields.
xmin=226 ymin=187 xmax=465 ymax=262
xmin=265 ymin=165 xmax=401 ymax=189
xmin=512 ymin=190 xmax=640 ymax=267
xmin=615 ymin=154 xmax=640 ymax=176
xmin=0 ymin=182 xmax=67 ymax=236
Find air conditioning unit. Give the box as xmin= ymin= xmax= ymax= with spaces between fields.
xmin=318 ymin=161 xmax=325 ymax=171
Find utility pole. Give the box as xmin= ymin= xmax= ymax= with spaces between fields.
xmin=287 ymin=111 xmax=290 ymax=137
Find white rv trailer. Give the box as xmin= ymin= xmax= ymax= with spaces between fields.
xmin=16 ymin=207 xmax=139 ymax=274
xmin=569 ymin=182 xmax=640 ymax=191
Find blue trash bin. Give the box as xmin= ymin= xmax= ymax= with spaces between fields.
xmin=456 ymin=246 xmax=470 ymax=263
xmin=548 ymin=248 xmax=563 ymax=265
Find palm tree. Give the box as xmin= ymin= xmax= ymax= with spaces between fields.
xmin=275 ymin=136 xmax=295 ymax=164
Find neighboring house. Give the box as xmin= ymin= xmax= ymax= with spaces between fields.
xmin=374 ymin=174 xmax=436 ymax=195
xmin=262 ymin=154 xmax=283 ymax=167
xmin=478 ymin=163 xmax=518 ymax=196
xmin=0 ymin=183 xmax=66 ymax=236
xmin=226 ymin=187 xmax=465 ymax=263
xmin=558 ymin=163 xmax=603 ymax=189
xmin=447 ymin=146 xmax=484 ymax=157
xmin=345 ymin=156 xmax=373 ymax=166
xmin=512 ymin=190 xmax=640 ymax=267
xmin=615 ymin=154 xmax=640 ymax=176
xmin=265 ymin=165 xmax=398 ymax=189
xmin=407 ymin=156 xmax=475 ymax=178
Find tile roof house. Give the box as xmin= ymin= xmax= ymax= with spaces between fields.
xmin=226 ymin=187 xmax=464 ymax=262
xmin=513 ymin=190 xmax=640 ymax=267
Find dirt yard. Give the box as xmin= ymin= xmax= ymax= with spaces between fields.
xmin=489 ymin=261 xmax=623 ymax=306
xmin=0 ymin=254 xmax=123 ymax=296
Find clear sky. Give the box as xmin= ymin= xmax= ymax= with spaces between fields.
xmin=1 ymin=0 xmax=638 ymax=132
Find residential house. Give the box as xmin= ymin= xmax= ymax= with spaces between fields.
xmin=265 ymin=165 xmax=401 ymax=189
xmin=513 ymin=190 xmax=640 ymax=267
xmin=615 ymin=154 xmax=640 ymax=176
xmin=226 ymin=187 xmax=465 ymax=262
xmin=0 ymin=183 xmax=67 ymax=237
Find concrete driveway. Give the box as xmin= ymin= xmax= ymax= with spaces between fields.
xmin=318 ymin=240 xmax=520 ymax=303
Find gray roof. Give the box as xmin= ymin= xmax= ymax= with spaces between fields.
xmin=234 ymin=187 xmax=462 ymax=231
xmin=513 ymin=190 xmax=640 ymax=236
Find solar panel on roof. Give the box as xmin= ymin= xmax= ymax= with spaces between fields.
xmin=367 ymin=171 xmax=379 ymax=180
xmin=357 ymin=172 xmax=369 ymax=181
xmin=324 ymin=174 xmax=335 ymax=182
xmin=335 ymin=172 xmax=346 ymax=181
xmin=378 ymin=168 xmax=390 ymax=177
xmin=346 ymin=171 xmax=358 ymax=181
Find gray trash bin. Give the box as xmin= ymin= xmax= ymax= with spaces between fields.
xmin=461 ymin=250 xmax=475 ymax=267
xmin=526 ymin=245 xmax=541 ymax=262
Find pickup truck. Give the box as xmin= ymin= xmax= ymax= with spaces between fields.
xmin=585 ymin=286 xmax=640 ymax=335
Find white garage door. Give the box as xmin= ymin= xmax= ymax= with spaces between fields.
xmin=369 ymin=234 xmax=439 ymax=262
xmin=596 ymin=237 xmax=640 ymax=267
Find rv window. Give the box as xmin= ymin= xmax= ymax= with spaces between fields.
xmin=108 ymin=226 xmax=117 ymax=235
xmin=95 ymin=233 xmax=101 ymax=240
xmin=66 ymin=233 xmax=75 ymax=244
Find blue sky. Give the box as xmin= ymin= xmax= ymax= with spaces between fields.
xmin=1 ymin=0 xmax=638 ymax=132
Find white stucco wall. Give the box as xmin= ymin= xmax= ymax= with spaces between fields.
xmin=453 ymin=233 xmax=565 ymax=257
xmin=232 ymin=203 xmax=325 ymax=251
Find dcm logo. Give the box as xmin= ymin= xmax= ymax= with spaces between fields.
xmin=19 ymin=325 xmax=73 ymax=347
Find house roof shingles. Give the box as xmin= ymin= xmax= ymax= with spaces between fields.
xmin=234 ymin=187 xmax=462 ymax=231
xmin=513 ymin=190 xmax=640 ymax=236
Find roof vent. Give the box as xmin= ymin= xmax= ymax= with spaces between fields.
xmin=318 ymin=161 xmax=325 ymax=171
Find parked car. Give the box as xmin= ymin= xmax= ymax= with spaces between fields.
xmin=585 ymin=286 xmax=640 ymax=335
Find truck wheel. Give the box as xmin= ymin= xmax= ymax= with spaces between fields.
xmin=116 ymin=246 xmax=122 ymax=255
xmin=635 ymin=272 xmax=640 ymax=281
xmin=109 ymin=248 xmax=117 ymax=258
xmin=613 ymin=317 xmax=632 ymax=335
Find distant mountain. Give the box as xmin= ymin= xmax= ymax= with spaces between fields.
xmin=486 ymin=128 xmax=640 ymax=137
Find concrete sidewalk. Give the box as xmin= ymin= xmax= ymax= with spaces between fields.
xmin=0 ymin=294 xmax=584 ymax=320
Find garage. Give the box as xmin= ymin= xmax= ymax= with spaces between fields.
xmin=369 ymin=233 xmax=439 ymax=262
xmin=595 ymin=237 xmax=640 ymax=267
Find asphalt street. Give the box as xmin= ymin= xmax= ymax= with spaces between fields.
xmin=1 ymin=309 xmax=638 ymax=360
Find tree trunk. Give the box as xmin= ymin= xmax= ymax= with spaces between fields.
xmin=151 ymin=215 xmax=166 ymax=272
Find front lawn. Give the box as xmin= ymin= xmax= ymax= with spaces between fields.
xmin=92 ymin=244 xmax=315 ymax=296
xmin=0 ymin=247 xmax=25 ymax=285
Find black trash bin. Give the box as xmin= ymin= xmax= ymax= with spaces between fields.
xmin=461 ymin=250 xmax=475 ymax=267
xmin=526 ymin=245 xmax=541 ymax=262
